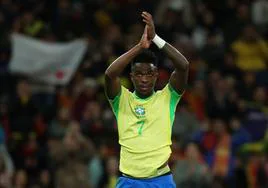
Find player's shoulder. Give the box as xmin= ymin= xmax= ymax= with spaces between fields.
xmin=156 ymin=84 xmax=169 ymax=93
xmin=109 ymin=85 xmax=131 ymax=102
xmin=156 ymin=84 xmax=184 ymax=98
xmin=121 ymin=85 xmax=132 ymax=94
xmin=156 ymin=84 xmax=176 ymax=94
xmin=119 ymin=85 xmax=133 ymax=100
xmin=154 ymin=84 xmax=170 ymax=99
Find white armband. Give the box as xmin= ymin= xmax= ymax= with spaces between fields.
xmin=152 ymin=34 xmax=166 ymax=49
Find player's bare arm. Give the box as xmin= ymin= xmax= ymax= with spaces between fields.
xmin=142 ymin=11 xmax=189 ymax=94
xmin=104 ymin=26 xmax=151 ymax=99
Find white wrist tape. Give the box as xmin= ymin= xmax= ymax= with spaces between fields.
xmin=152 ymin=34 xmax=166 ymax=49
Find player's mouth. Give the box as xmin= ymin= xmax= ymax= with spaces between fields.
xmin=139 ymin=85 xmax=151 ymax=92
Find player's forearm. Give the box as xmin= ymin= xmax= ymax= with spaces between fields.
xmin=162 ymin=43 xmax=189 ymax=71
xmin=152 ymin=35 xmax=189 ymax=71
xmin=105 ymin=43 xmax=143 ymax=78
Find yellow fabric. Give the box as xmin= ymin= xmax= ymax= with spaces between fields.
xmin=109 ymin=84 xmax=182 ymax=178
xmin=231 ymin=40 xmax=268 ymax=71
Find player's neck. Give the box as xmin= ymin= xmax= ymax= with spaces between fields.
xmin=134 ymin=91 xmax=155 ymax=99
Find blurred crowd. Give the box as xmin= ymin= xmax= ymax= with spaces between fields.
xmin=0 ymin=0 xmax=268 ymax=187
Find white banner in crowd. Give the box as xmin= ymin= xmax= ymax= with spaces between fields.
xmin=9 ymin=33 xmax=88 ymax=85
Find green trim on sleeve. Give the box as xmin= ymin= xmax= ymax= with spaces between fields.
xmin=109 ymin=92 xmax=121 ymax=120
xmin=168 ymin=83 xmax=184 ymax=96
xmin=168 ymin=84 xmax=183 ymax=126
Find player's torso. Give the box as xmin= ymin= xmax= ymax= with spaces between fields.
xmin=117 ymin=89 xmax=172 ymax=152
xmin=111 ymin=85 xmax=182 ymax=178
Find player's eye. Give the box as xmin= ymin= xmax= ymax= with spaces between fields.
xmin=134 ymin=72 xmax=142 ymax=77
xmin=147 ymin=71 xmax=154 ymax=77
xmin=134 ymin=71 xmax=154 ymax=77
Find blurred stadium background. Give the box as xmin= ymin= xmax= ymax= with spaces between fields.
xmin=0 ymin=0 xmax=268 ymax=187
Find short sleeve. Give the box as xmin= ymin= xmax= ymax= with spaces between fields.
xmin=161 ymin=84 xmax=184 ymax=124
xmin=168 ymin=84 xmax=184 ymax=102
xmin=108 ymin=86 xmax=128 ymax=119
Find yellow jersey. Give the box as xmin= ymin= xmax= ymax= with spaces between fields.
xmin=108 ymin=84 xmax=183 ymax=178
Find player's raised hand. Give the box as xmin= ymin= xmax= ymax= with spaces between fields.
xmin=141 ymin=11 xmax=156 ymax=41
xmin=139 ymin=25 xmax=151 ymax=49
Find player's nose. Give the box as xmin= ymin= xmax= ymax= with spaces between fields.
xmin=140 ymin=75 xmax=149 ymax=83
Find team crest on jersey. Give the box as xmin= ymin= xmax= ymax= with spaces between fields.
xmin=134 ymin=106 xmax=145 ymax=117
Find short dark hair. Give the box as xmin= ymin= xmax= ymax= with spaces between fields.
xmin=131 ymin=49 xmax=157 ymax=69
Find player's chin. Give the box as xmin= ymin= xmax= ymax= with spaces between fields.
xmin=138 ymin=87 xmax=153 ymax=96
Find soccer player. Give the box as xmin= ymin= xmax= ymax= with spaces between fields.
xmin=104 ymin=11 xmax=189 ymax=187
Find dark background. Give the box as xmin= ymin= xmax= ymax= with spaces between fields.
xmin=0 ymin=0 xmax=268 ymax=187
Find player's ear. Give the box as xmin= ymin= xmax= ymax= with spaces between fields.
xmin=154 ymin=69 xmax=159 ymax=78
xmin=130 ymin=72 xmax=134 ymax=82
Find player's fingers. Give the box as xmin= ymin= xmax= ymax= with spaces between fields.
xmin=142 ymin=19 xmax=150 ymax=24
xmin=142 ymin=16 xmax=150 ymax=23
xmin=142 ymin=11 xmax=148 ymax=15
xmin=143 ymin=12 xmax=152 ymax=19
xmin=141 ymin=13 xmax=148 ymax=20
xmin=141 ymin=14 xmax=146 ymax=20
xmin=147 ymin=13 xmax=152 ymax=19
xmin=142 ymin=15 xmax=153 ymax=25
xmin=142 ymin=11 xmax=151 ymax=16
xmin=142 ymin=12 xmax=150 ymax=19
xmin=142 ymin=14 xmax=150 ymax=21
xmin=142 ymin=16 xmax=152 ymax=24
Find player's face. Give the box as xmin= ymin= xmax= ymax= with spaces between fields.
xmin=131 ymin=63 xmax=158 ymax=97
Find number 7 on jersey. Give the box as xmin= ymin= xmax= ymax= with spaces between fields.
xmin=137 ymin=120 xmax=145 ymax=135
